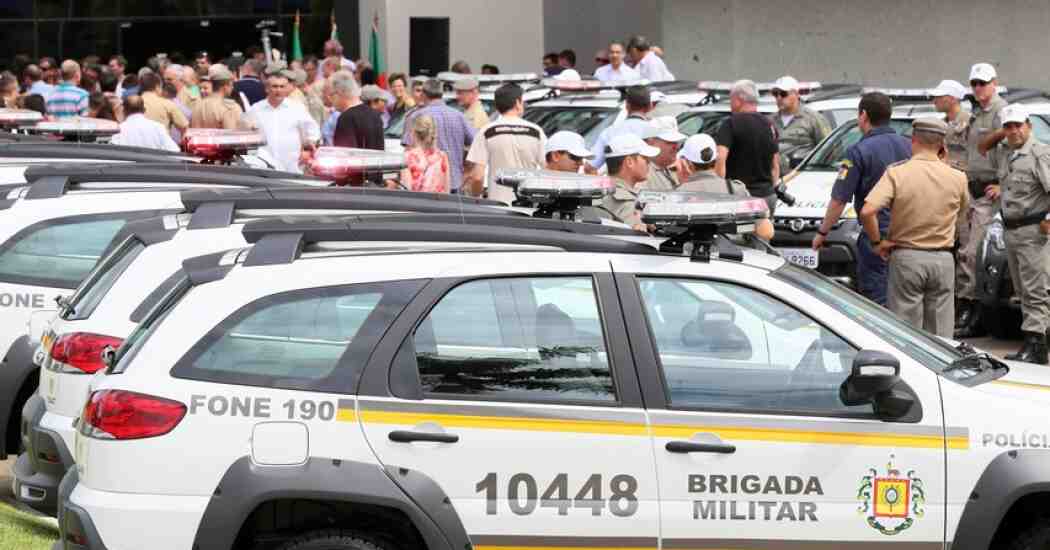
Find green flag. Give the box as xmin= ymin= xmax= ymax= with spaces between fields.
xmin=369 ymin=11 xmax=386 ymax=87
xmin=330 ymin=9 xmax=338 ymax=42
xmin=291 ymin=10 xmax=303 ymax=61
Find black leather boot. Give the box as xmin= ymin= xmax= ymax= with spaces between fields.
xmin=1006 ymin=332 xmax=1049 ymax=364
xmin=953 ymin=302 xmax=984 ymax=339
xmin=955 ymin=299 xmax=973 ymax=330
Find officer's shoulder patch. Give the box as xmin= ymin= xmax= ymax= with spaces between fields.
xmin=836 ymin=159 xmax=852 ymax=180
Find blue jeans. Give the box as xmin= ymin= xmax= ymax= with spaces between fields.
xmin=857 ymin=234 xmax=888 ymax=307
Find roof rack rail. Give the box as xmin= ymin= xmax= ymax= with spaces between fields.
xmin=805 ymin=84 xmax=865 ymax=102
xmin=0 ymin=142 xmax=194 ymax=162
xmin=24 ymin=162 xmax=312 ymax=183
xmin=240 ymin=218 xmax=656 ymax=266
xmin=179 ymin=186 xmax=514 ymax=212
xmin=1002 ymin=88 xmax=1050 ymax=103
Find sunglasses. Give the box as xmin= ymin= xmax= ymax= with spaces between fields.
xmin=568 ymin=154 xmax=584 ymax=163
xmin=772 ymin=90 xmax=791 ymax=98
xmin=970 ymin=80 xmax=991 ymax=88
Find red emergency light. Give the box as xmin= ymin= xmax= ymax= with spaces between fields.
xmin=308 ymin=147 xmax=406 ymax=186
xmin=182 ymin=129 xmax=266 ymax=162
xmin=0 ymin=109 xmax=43 ymax=128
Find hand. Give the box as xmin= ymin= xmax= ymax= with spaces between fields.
xmin=631 ymin=223 xmax=650 ymax=233
xmin=1040 ymin=220 xmax=1050 ymax=235
xmin=876 ymin=240 xmax=897 ymax=261
xmin=674 ymin=157 xmax=693 ymax=183
xmin=811 ymin=233 xmax=827 ymax=250
xmin=985 ymin=184 xmax=1002 ymax=200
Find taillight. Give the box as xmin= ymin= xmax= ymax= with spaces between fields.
xmin=80 ymin=390 xmax=186 ymax=440
xmin=49 ymin=333 xmax=124 ymax=374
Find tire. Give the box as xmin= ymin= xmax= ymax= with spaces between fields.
xmin=982 ymin=304 xmax=1022 ymax=340
xmin=274 ymin=530 xmax=393 ymax=550
xmin=1005 ymin=518 xmax=1050 ymax=550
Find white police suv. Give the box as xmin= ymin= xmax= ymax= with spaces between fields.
xmin=56 ymin=192 xmax=1050 ymax=550
xmin=12 ymin=186 xmax=527 ymax=516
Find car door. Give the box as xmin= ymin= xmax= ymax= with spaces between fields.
xmin=358 ymin=255 xmax=660 ymax=550
xmin=610 ymin=256 xmax=948 ymax=549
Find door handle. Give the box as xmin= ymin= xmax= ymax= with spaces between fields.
xmin=389 ymin=430 xmax=459 ymax=444
xmin=665 ymin=440 xmax=736 ymax=454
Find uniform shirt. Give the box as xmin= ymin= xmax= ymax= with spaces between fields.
xmin=995 ymin=134 xmax=1050 ymax=222
xmin=245 ymin=98 xmax=321 ymax=174
xmin=600 ymin=177 xmax=642 ymax=226
xmin=190 ymin=95 xmax=243 ymax=130
xmin=945 ymin=111 xmax=972 ymax=172
xmin=109 ymin=113 xmax=180 ymax=152
xmin=46 ymin=81 xmax=88 ymax=118
xmin=865 ymin=151 xmax=969 ymax=249
xmin=635 ymin=51 xmax=674 ymax=82
xmin=402 ymin=99 xmax=476 ymax=191
xmin=466 ymin=116 xmax=546 ymax=204
xmin=715 ymin=112 xmax=780 ymax=197
xmin=589 ymin=114 xmax=650 ymax=169
xmin=678 ymin=170 xmax=747 ymax=195
xmin=142 ymin=91 xmax=188 ymax=131
xmin=773 ymin=106 xmax=831 ymax=169
xmin=966 ymin=95 xmax=1008 ymax=182
xmin=642 ymin=162 xmax=677 ymax=191
xmin=463 ymin=101 xmax=489 ymax=130
xmin=830 ymin=125 xmax=911 ymax=230
xmin=594 ymin=63 xmax=640 ymax=83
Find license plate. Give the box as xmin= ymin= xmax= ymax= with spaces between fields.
xmin=781 ymin=248 xmax=819 ymax=269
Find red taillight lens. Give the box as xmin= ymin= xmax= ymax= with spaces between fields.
xmin=81 ymin=390 xmax=186 ymax=440
xmin=50 ymin=333 xmax=124 ymax=374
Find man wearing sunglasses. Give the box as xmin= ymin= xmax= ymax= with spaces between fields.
xmin=545 ymin=131 xmax=592 ymax=172
xmin=771 ymin=75 xmax=831 ymax=172
xmin=642 ymin=116 xmax=687 ymax=191
xmin=954 ymin=62 xmax=1008 ymax=338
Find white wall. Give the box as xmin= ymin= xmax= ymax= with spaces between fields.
xmin=361 ymin=0 xmax=543 ymax=75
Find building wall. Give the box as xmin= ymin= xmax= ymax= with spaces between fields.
xmin=361 ymin=0 xmax=543 ymax=75
xmin=542 ymin=0 xmax=663 ymax=75
xmin=660 ymin=0 xmax=1050 ymax=88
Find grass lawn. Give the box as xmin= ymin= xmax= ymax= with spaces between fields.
xmin=0 ymin=500 xmax=58 ymax=550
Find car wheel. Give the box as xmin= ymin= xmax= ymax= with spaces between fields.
xmin=1004 ymin=519 xmax=1050 ymax=550
xmin=274 ymin=530 xmax=392 ymax=550
xmin=982 ymin=304 xmax=1021 ymax=340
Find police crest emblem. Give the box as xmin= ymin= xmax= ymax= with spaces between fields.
xmin=837 ymin=159 xmax=852 ymax=181
xmin=857 ymin=455 xmax=925 ymax=535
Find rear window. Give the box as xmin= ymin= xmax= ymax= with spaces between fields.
xmin=172 ymin=280 xmax=425 ymax=392
xmin=0 ymin=215 xmax=131 ymax=289
xmin=61 ymin=236 xmax=145 ymax=321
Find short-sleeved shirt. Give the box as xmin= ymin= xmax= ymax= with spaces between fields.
xmin=466 ymin=116 xmax=546 ymax=204
xmin=334 ymin=104 xmax=384 ymax=150
xmin=864 ymin=151 xmax=969 ymax=249
xmin=635 ymin=52 xmax=674 ymax=82
xmin=589 ymin=114 xmax=650 ymax=169
xmin=945 ymin=111 xmax=972 ymax=172
xmin=46 ymin=82 xmax=89 ymax=119
xmin=142 ymin=91 xmax=189 ymax=131
xmin=593 ymin=64 xmax=640 ymax=82
xmin=830 ymin=125 xmax=912 ymax=230
xmin=995 ymin=135 xmax=1050 ymax=222
xmin=404 ymin=147 xmax=450 ymax=193
xmin=966 ymin=95 xmax=1008 ymax=182
xmin=463 ymin=102 xmax=489 ymax=130
xmin=715 ymin=112 xmax=780 ymax=197
xmin=642 ymin=162 xmax=677 ymax=191
xmin=402 ymin=99 xmax=476 ymax=191
xmin=678 ymin=171 xmax=747 ymax=195
xmin=190 ymin=95 xmax=243 ymax=130
xmin=600 ymin=177 xmax=642 ymax=226
xmin=772 ymin=106 xmax=831 ymax=168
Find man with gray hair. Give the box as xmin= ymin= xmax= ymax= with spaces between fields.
xmin=627 ymin=35 xmax=674 ymax=82
xmin=715 ymin=79 xmax=781 ymax=212
xmin=321 ymin=71 xmax=356 ymax=146
xmin=402 ymin=78 xmax=476 ymax=193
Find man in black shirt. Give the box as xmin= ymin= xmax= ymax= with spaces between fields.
xmin=332 ymin=71 xmax=384 ymax=185
xmin=715 ymin=79 xmax=781 ymax=213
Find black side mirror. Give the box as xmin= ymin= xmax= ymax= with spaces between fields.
xmin=840 ymin=350 xmax=918 ymax=421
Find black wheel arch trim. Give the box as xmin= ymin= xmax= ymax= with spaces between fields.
xmin=192 ymin=456 xmax=470 ymax=550
xmin=0 ymin=335 xmax=39 ymax=459
xmin=951 ymin=449 xmax=1050 ymax=550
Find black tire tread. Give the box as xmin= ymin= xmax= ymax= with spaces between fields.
xmin=1005 ymin=518 xmax=1050 ymax=550
xmin=274 ymin=529 xmax=391 ymax=550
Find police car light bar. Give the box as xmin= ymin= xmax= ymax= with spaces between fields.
xmin=541 ymin=78 xmax=652 ymax=93
xmin=864 ymin=86 xmax=1008 ymax=99
xmin=638 ymin=191 xmax=768 ymax=226
xmin=309 ymin=147 xmax=407 ymax=184
xmin=182 ymin=129 xmax=266 ymax=159
xmin=437 ymin=72 xmax=540 ymax=84
xmin=496 ymin=169 xmax=615 ymax=200
xmin=22 ymin=117 xmax=120 ymax=136
xmin=0 ymin=109 xmax=43 ymax=127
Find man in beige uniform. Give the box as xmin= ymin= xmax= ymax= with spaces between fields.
xmin=456 ymin=77 xmax=489 ymax=130
xmin=861 ymin=118 xmax=969 ymax=337
xmin=641 ymin=116 xmax=686 ymax=191
xmin=771 ymin=75 xmax=831 ymax=171
xmin=190 ymin=66 xmax=242 ymax=130
xmin=140 ymin=72 xmax=188 ymax=133
xmin=465 ymin=83 xmax=546 ymax=202
xmin=994 ymin=105 xmax=1050 ymax=364
xmin=955 ymin=63 xmax=1008 ymax=337
xmin=599 ymin=133 xmax=658 ymax=229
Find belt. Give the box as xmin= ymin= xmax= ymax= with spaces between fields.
xmin=895 ymin=245 xmax=954 ymax=253
xmin=1003 ymin=211 xmax=1046 ymax=230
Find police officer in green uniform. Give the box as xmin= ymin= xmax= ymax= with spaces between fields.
xmin=994 ymin=104 xmax=1050 ymax=364
xmin=641 ymin=116 xmax=687 ymax=191
xmin=600 ymin=133 xmax=659 ymax=230
xmin=771 ymin=75 xmax=831 ymax=172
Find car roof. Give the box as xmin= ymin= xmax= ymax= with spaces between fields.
xmin=0 ymin=142 xmax=196 ymax=162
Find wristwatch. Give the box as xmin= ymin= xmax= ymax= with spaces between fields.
xmin=816 ymin=228 xmax=829 ymax=237
xmin=870 ymin=236 xmax=883 ymax=246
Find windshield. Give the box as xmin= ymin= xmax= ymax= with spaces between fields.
xmin=523 ymin=107 xmax=619 ymax=147
xmin=61 ymin=236 xmax=145 ymax=321
xmin=774 ymin=264 xmax=962 ymax=371
xmin=801 ymin=119 xmax=915 ymax=171
xmin=677 ymin=110 xmax=729 ymax=138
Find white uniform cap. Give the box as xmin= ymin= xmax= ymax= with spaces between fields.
xmin=650 ymin=90 xmax=667 ymax=104
xmin=554 ymin=69 xmax=581 ymax=81
xmin=930 ymin=80 xmax=967 ymax=100
xmin=969 ymin=63 xmax=998 ymax=83
xmin=545 ymin=131 xmax=593 ymax=158
xmin=643 ymin=116 xmax=686 ymax=143
xmin=1001 ymin=104 xmax=1029 ymax=127
xmin=606 ymin=133 xmax=660 ymax=159
xmin=772 ymin=76 xmax=799 ymax=92
xmin=678 ymin=133 xmax=719 ymax=164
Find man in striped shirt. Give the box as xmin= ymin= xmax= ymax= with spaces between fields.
xmin=46 ymin=60 xmax=89 ymax=119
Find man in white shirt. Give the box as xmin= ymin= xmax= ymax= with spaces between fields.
xmin=245 ymin=70 xmax=321 ymax=173
xmin=594 ymin=42 xmax=640 ymax=83
xmin=465 ymin=83 xmax=547 ymax=203
xmin=627 ymin=36 xmax=675 ymax=82
xmin=110 ymin=95 xmax=180 ymax=152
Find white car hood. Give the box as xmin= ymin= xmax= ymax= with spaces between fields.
xmin=978 ymin=361 xmax=1050 ymax=402
xmin=777 ymin=169 xmax=855 ymax=220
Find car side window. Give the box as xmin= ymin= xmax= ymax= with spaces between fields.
xmin=414 ymin=276 xmax=616 ymax=403
xmin=0 ymin=217 xmax=129 ymax=289
xmin=638 ymin=278 xmax=865 ymax=415
xmin=173 ymin=281 xmax=423 ymax=392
